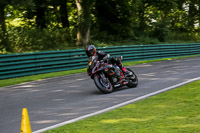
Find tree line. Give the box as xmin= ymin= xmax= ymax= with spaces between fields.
xmin=0 ymin=0 xmax=200 ymax=53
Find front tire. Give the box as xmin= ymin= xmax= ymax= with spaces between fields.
xmin=94 ymin=72 xmax=113 ymax=94
xmin=126 ymin=68 xmax=138 ymax=88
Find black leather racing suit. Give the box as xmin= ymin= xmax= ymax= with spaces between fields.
xmin=96 ymin=51 xmax=123 ymax=69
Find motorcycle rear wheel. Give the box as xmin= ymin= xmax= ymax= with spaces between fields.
xmin=94 ymin=72 xmax=113 ymax=94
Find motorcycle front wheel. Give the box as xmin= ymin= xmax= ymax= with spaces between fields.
xmin=94 ymin=72 xmax=113 ymax=94
xmin=126 ymin=68 xmax=138 ymax=88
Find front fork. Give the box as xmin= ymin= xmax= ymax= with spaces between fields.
xmin=97 ymin=72 xmax=108 ymax=84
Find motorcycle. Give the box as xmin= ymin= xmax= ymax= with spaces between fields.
xmin=87 ymin=56 xmax=138 ymax=94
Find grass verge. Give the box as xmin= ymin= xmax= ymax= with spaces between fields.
xmin=45 ymin=80 xmax=200 ymax=133
xmin=0 ymin=68 xmax=86 ymax=87
xmin=0 ymin=54 xmax=200 ymax=88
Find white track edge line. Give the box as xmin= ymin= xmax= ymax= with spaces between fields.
xmin=33 ymin=77 xmax=200 ymax=133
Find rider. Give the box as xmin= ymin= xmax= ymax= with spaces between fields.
xmin=85 ymin=45 xmax=132 ymax=77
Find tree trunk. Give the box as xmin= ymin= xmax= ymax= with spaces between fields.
xmin=0 ymin=5 xmax=6 ymax=35
xmin=138 ymin=2 xmax=148 ymax=34
xmin=75 ymin=0 xmax=92 ymax=47
xmin=199 ymin=3 xmax=200 ymax=30
xmin=35 ymin=0 xmax=46 ymax=28
xmin=188 ymin=2 xmax=196 ymax=31
xmin=0 ymin=4 xmax=12 ymax=52
xmin=60 ymin=0 xmax=70 ymax=28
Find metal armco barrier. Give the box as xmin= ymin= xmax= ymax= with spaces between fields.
xmin=0 ymin=43 xmax=200 ymax=80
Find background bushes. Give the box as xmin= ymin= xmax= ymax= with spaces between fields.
xmin=1 ymin=0 xmax=200 ymax=53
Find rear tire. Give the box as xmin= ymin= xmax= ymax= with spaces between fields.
xmin=94 ymin=73 xmax=113 ymax=94
xmin=126 ymin=68 xmax=138 ymax=88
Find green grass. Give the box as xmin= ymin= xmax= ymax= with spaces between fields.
xmin=45 ymin=80 xmax=200 ymax=133
xmin=0 ymin=54 xmax=200 ymax=88
xmin=0 ymin=68 xmax=86 ymax=87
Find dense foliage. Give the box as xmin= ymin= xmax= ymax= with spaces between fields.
xmin=0 ymin=0 xmax=200 ymax=53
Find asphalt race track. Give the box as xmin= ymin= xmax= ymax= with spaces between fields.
xmin=0 ymin=57 xmax=200 ymax=133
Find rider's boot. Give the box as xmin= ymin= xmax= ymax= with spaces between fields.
xmin=119 ymin=64 xmax=132 ymax=77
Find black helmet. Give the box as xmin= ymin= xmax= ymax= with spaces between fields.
xmin=85 ymin=45 xmax=96 ymax=57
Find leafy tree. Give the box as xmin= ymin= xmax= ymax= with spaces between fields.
xmin=94 ymin=0 xmax=132 ymax=40
xmin=46 ymin=0 xmax=71 ymax=28
xmin=1 ymin=0 xmax=200 ymax=53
